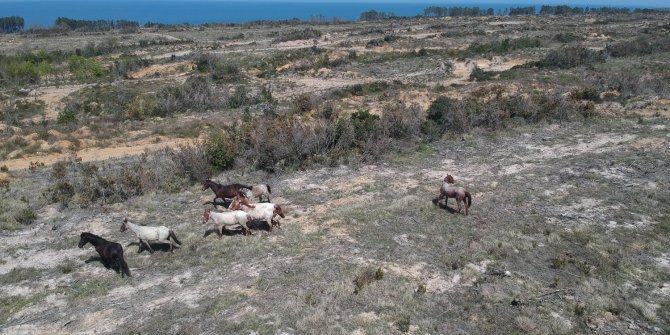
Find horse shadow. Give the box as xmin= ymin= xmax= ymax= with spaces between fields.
xmin=202 ymin=220 xmax=273 ymax=238
xmin=84 ymin=256 xmax=125 ymax=274
xmin=432 ymin=197 xmax=457 ymax=214
xmin=203 ymin=227 xmax=243 ymax=238
xmin=249 ymin=220 xmax=272 ymax=232
xmin=126 ymin=241 xmax=177 ymax=253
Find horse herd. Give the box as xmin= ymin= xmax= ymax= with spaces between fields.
xmin=78 ymin=175 xmax=471 ymax=277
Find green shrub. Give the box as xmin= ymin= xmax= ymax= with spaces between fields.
xmin=605 ymin=36 xmax=670 ymax=58
xmin=68 ymin=55 xmax=107 ymax=80
xmin=350 ymin=110 xmax=381 ymax=143
xmin=469 ymin=65 xmax=495 ymax=82
xmin=570 ymin=87 xmax=601 ymax=102
xmin=14 ymin=207 xmax=36 ymax=225
xmin=205 ymin=128 xmax=245 ymax=170
xmin=536 ymin=45 xmax=604 ymax=69
xmin=424 ymin=96 xmax=469 ymax=135
xmin=292 ymin=93 xmax=315 ymax=114
xmin=463 ymin=37 xmax=541 ymax=57
xmin=227 ymin=85 xmax=249 ymax=109
xmin=126 ymin=94 xmax=158 ymax=120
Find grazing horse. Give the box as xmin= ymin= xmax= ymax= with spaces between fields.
xmin=202 ymin=208 xmax=253 ymax=238
xmin=78 ymin=232 xmax=131 ymax=277
xmin=202 ymin=179 xmax=250 ymax=208
xmin=229 ymin=195 xmax=285 ymax=231
xmin=438 ymin=175 xmax=472 ymax=216
xmin=120 ymin=218 xmax=181 ymax=253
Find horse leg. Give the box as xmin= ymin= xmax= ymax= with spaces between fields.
xmin=142 ymin=239 xmax=154 ymax=253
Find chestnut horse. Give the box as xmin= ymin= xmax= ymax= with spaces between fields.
xmin=202 ymin=179 xmax=250 ymax=208
xmin=438 ymin=175 xmax=472 ymax=215
xmin=78 ymin=232 xmax=131 ymax=277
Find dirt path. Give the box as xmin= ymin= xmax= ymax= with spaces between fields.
xmin=29 ymin=84 xmax=92 ymax=121
xmin=0 ymin=138 xmax=192 ymax=171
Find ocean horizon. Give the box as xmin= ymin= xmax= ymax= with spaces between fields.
xmin=0 ymin=1 xmax=665 ymax=28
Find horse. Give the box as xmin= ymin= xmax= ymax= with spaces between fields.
xmin=120 ymin=218 xmax=181 ymax=253
xmin=229 ymin=195 xmax=285 ymax=231
xmin=78 ymin=232 xmax=132 ymax=277
xmin=241 ymin=184 xmax=272 ymax=203
xmin=438 ymin=175 xmax=472 ymax=215
xmin=202 ymin=179 xmax=250 ymax=208
xmin=202 ymin=208 xmax=253 ymax=238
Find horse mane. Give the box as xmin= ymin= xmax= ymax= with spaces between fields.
xmin=81 ymin=232 xmax=103 ymax=240
xmin=445 ymin=175 xmax=455 ymax=184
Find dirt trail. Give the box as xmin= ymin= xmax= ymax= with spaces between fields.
xmin=0 ymin=138 xmax=192 ymax=171
xmin=29 ymin=84 xmax=92 ymax=121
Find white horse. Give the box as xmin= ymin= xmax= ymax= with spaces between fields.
xmin=229 ymin=195 xmax=285 ymax=231
xmin=120 ymin=218 xmax=181 ymax=253
xmin=202 ymin=208 xmax=253 ymax=238
xmin=241 ymin=184 xmax=272 ymax=203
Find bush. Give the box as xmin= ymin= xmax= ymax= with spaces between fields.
xmin=205 ymin=127 xmax=247 ymax=170
xmin=469 ymin=65 xmax=495 ymax=82
xmin=126 ymin=94 xmax=158 ymax=120
xmin=536 ymin=45 xmax=605 ymax=69
xmin=292 ymin=93 xmax=316 ymax=114
xmin=196 ymin=54 xmax=245 ymax=83
xmin=570 ymin=87 xmax=601 ymax=102
xmin=424 ymin=96 xmax=470 ymax=135
xmin=45 ymin=151 xmax=196 ymax=207
xmin=227 ymin=85 xmax=249 ymax=109
xmin=273 ymin=27 xmax=322 ymax=43
xmin=350 ymin=110 xmax=381 ymax=144
xmin=68 ymin=55 xmax=108 ymax=80
xmin=382 ymin=103 xmax=423 ymax=139
xmin=14 ymin=207 xmax=36 ymax=225
xmin=605 ymin=36 xmax=670 ymax=58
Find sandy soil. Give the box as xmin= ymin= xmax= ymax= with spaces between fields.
xmin=0 ymin=137 xmax=192 ymax=171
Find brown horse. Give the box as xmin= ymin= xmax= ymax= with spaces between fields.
xmin=202 ymin=179 xmax=250 ymax=208
xmin=78 ymin=232 xmax=131 ymax=277
xmin=438 ymin=175 xmax=472 ymax=215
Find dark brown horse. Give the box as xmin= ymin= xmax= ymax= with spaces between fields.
xmin=438 ymin=175 xmax=472 ymax=216
xmin=202 ymin=179 xmax=250 ymax=208
xmin=78 ymin=232 xmax=131 ymax=277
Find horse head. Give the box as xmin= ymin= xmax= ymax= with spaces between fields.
xmin=78 ymin=232 xmax=88 ymax=248
xmin=202 ymin=208 xmax=211 ymax=224
xmin=202 ymin=180 xmax=212 ymax=191
xmin=120 ymin=218 xmax=128 ymax=232
xmin=274 ymin=205 xmax=286 ymax=218
xmin=445 ymin=175 xmax=455 ymax=184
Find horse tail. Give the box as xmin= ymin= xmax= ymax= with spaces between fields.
xmin=465 ymin=191 xmax=472 ymax=208
xmin=169 ymin=230 xmax=182 ymax=245
xmin=266 ymin=184 xmax=272 ymax=194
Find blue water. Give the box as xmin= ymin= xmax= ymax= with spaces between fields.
xmin=0 ymin=1 xmax=662 ymax=28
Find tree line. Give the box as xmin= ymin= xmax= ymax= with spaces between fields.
xmin=54 ymin=17 xmax=139 ymax=31
xmin=0 ymin=16 xmax=24 ymax=33
xmin=423 ymin=7 xmax=495 ymax=17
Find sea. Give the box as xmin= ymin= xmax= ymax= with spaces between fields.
xmin=0 ymin=1 xmax=663 ymax=28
